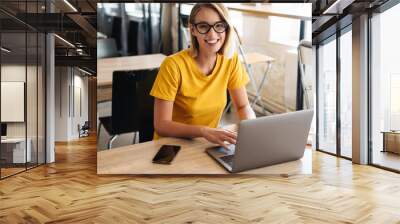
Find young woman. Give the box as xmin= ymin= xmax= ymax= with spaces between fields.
xmin=150 ymin=3 xmax=256 ymax=149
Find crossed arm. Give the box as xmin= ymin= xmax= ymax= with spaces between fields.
xmin=153 ymin=87 xmax=256 ymax=148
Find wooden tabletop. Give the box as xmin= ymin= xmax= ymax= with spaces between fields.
xmin=240 ymin=52 xmax=275 ymax=65
xmin=97 ymin=54 xmax=166 ymax=87
xmin=180 ymin=3 xmax=311 ymax=21
xmin=97 ymin=136 xmax=312 ymax=175
xmin=225 ymin=3 xmax=312 ymax=21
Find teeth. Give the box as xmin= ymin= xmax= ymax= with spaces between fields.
xmin=206 ymin=39 xmax=218 ymax=44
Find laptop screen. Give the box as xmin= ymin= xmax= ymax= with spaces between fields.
xmin=1 ymin=123 xmax=7 ymax=137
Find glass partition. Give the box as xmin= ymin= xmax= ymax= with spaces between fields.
xmin=339 ymin=28 xmax=352 ymax=158
xmin=317 ymin=36 xmax=337 ymax=155
xmin=0 ymin=1 xmax=46 ymax=179
xmin=370 ymin=3 xmax=400 ymax=171
xmin=1 ymin=31 xmax=28 ymax=177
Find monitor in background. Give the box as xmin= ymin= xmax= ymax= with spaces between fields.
xmin=1 ymin=123 xmax=7 ymax=138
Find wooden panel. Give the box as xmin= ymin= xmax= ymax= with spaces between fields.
xmin=88 ymin=77 xmax=97 ymax=132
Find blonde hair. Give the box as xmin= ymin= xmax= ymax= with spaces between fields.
xmin=188 ymin=3 xmax=234 ymax=58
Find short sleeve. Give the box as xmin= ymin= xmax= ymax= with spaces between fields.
xmin=227 ymin=53 xmax=250 ymax=90
xmin=150 ymin=57 xmax=181 ymax=101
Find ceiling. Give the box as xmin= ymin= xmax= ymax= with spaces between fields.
xmin=311 ymin=0 xmax=391 ymax=44
xmin=0 ymin=0 xmax=98 ymax=74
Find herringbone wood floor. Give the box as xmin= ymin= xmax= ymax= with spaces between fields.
xmin=1 ymin=135 xmax=400 ymax=223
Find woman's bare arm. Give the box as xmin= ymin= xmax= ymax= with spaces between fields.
xmin=229 ymin=87 xmax=256 ymax=120
xmin=154 ymin=98 xmax=203 ymax=138
xmin=154 ymin=98 xmax=237 ymax=148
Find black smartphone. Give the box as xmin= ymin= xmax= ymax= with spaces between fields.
xmin=152 ymin=145 xmax=181 ymax=164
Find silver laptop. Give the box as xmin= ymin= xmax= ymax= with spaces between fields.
xmin=206 ymin=109 xmax=314 ymax=173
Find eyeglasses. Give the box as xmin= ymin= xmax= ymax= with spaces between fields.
xmin=193 ymin=21 xmax=228 ymax=34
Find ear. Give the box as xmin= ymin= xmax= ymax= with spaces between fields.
xmin=189 ymin=24 xmax=196 ymax=36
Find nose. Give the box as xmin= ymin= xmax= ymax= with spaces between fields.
xmin=206 ymin=27 xmax=218 ymax=38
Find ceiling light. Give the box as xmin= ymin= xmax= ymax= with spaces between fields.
xmin=323 ymin=0 xmax=354 ymax=15
xmin=54 ymin=34 xmax=75 ymax=48
xmin=78 ymin=67 xmax=93 ymax=76
xmin=1 ymin=47 xmax=11 ymax=53
xmin=63 ymin=0 xmax=78 ymax=12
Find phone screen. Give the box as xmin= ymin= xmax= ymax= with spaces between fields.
xmin=152 ymin=145 xmax=181 ymax=164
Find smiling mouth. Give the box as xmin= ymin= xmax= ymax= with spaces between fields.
xmin=205 ymin=39 xmax=219 ymax=44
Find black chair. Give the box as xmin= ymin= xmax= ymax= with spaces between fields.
xmin=78 ymin=121 xmax=90 ymax=138
xmin=127 ymin=20 xmax=140 ymax=55
xmin=98 ymin=69 xmax=158 ymax=149
xmin=111 ymin=16 xmax=122 ymax=51
xmin=97 ymin=38 xmax=120 ymax=59
xmin=102 ymin=15 xmax=115 ymax=38
xmin=136 ymin=69 xmax=157 ymax=142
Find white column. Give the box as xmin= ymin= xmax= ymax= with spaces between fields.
xmin=46 ymin=32 xmax=55 ymax=163
xmin=352 ymin=14 xmax=369 ymax=164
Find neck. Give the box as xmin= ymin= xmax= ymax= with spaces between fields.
xmin=196 ymin=50 xmax=217 ymax=67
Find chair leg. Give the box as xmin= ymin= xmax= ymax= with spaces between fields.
xmin=107 ymin=135 xmax=118 ymax=149
xmin=97 ymin=122 xmax=102 ymax=141
xmin=132 ymin=132 xmax=137 ymax=144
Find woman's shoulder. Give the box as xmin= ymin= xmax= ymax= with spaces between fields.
xmin=160 ymin=49 xmax=190 ymax=68
xmin=219 ymin=51 xmax=239 ymax=66
xmin=166 ymin=49 xmax=191 ymax=61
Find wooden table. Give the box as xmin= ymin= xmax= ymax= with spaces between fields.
xmin=225 ymin=3 xmax=312 ymax=21
xmin=97 ymin=54 xmax=166 ymax=87
xmin=382 ymin=131 xmax=400 ymax=154
xmin=180 ymin=3 xmax=312 ymax=21
xmin=97 ymin=54 xmax=166 ymax=102
xmin=97 ymin=136 xmax=312 ymax=175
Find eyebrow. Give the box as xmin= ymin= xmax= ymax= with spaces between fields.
xmin=194 ymin=20 xmax=224 ymax=24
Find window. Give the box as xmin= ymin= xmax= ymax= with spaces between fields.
xmin=390 ymin=74 xmax=400 ymax=130
xmin=317 ymin=37 xmax=337 ymax=155
xmin=340 ymin=28 xmax=352 ymax=158
xmin=269 ymin=16 xmax=300 ymax=46
xmin=370 ymin=2 xmax=400 ymax=171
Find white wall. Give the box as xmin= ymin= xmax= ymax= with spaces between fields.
xmin=54 ymin=67 xmax=89 ymax=141
xmin=1 ymin=65 xmax=30 ymax=137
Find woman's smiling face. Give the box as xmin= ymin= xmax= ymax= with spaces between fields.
xmin=191 ymin=7 xmax=226 ymax=55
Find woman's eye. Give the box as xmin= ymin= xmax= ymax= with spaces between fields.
xmin=215 ymin=24 xmax=224 ymax=29
xmin=198 ymin=24 xmax=209 ymax=30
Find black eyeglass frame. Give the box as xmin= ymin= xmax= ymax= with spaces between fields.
xmin=192 ymin=21 xmax=229 ymax=34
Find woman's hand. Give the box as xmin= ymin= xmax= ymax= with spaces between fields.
xmin=200 ymin=127 xmax=237 ymax=149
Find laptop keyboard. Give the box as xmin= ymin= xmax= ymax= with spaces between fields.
xmin=220 ymin=155 xmax=234 ymax=167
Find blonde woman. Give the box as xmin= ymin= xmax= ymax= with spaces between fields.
xmin=150 ymin=3 xmax=256 ymax=149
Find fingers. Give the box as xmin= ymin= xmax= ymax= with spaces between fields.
xmin=218 ymin=131 xmax=237 ymax=147
xmin=223 ymin=129 xmax=237 ymax=137
xmin=221 ymin=130 xmax=237 ymax=143
xmin=224 ymin=136 xmax=236 ymax=145
xmin=217 ymin=140 xmax=230 ymax=150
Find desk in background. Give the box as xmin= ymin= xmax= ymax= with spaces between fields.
xmin=97 ymin=136 xmax=311 ymax=175
xmin=1 ymin=138 xmax=31 ymax=164
xmin=382 ymin=131 xmax=400 ymax=154
xmin=224 ymin=3 xmax=311 ymax=21
xmin=97 ymin=54 xmax=166 ymax=102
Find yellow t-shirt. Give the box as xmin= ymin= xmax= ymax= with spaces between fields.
xmin=150 ymin=49 xmax=249 ymax=139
